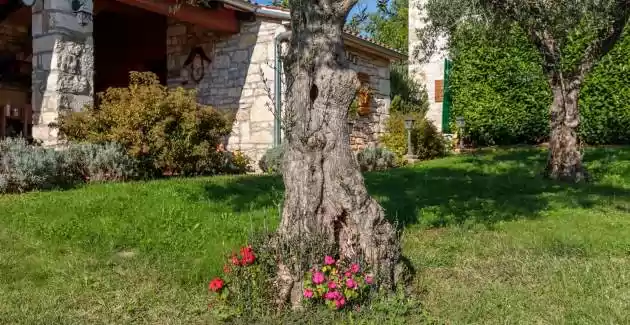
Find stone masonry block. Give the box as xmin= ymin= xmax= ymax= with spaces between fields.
xmin=47 ymin=11 xmax=92 ymax=33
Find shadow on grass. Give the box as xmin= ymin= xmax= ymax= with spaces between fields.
xmin=195 ymin=148 xmax=630 ymax=229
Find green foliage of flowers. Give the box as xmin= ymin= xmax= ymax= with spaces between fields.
xmin=207 ymin=243 xmax=277 ymax=322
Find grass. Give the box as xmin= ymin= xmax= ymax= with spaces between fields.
xmin=1 ymin=147 xmax=630 ymax=324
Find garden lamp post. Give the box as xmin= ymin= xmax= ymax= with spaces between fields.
xmin=456 ymin=116 xmax=465 ymax=150
xmin=404 ymin=116 xmax=417 ymax=159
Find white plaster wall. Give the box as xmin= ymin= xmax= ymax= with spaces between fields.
xmin=408 ymin=0 xmax=448 ymax=132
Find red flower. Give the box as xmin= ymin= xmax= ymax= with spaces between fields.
xmin=208 ymin=277 xmax=224 ymax=292
xmin=240 ymin=245 xmax=256 ymax=266
xmin=231 ymin=254 xmax=241 ymax=266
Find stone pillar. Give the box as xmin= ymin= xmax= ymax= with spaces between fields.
xmin=408 ymin=0 xmax=448 ymax=133
xmin=31 ymin=0 xmax=94 ymax=146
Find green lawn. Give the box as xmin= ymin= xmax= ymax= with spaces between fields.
xmin=1 ymin=148 xmax=630 ymax=324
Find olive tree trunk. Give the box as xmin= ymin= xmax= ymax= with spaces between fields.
xmin=545 ymin=75 xmax=587 ymax=182
xmin=276 ymin=0 xmax=400 ymax=307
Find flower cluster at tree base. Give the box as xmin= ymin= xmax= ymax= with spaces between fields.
xmin=303 ymin=255 xmax=374 ymax=310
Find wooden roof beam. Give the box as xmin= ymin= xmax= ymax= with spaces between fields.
xmin=114 ymin=0 xmax=239 ymax=34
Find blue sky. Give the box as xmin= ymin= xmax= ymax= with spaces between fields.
xmin=353 ymin=0 xmax=378 ymax=15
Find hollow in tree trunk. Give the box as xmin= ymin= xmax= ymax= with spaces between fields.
xmin=545 ymin=76 xmax=588 ymax=182
xmin=276 ymin=0 xmax=401 ymax=308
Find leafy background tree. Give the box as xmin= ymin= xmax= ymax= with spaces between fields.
xmin=364 ymin=0 xmax=409 ymax=54
xmin=417 ymin=0 xmax=630 ymax=181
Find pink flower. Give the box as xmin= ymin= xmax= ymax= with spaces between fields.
xmin=350 ymin=263 xmax=360 ymax=273
xmin=334 ymin=297 xmax=346 ymax=309
xmin=365 ymin=275 xmax=373 ymax=285
xmin=328 ymin=281 xmax=337 ymax=289
xmin=324 ymin=255 xmax=336 ymax=265
xmin=303 ymin=289 xmax=314 ymax=298
xmin=344 ymin=271 xmax=352 ymax=278
xmin=324 ymin=291 xmax=341 ymax=300
xmin=346 ymin=278 xmax=357 ymax=289
xmin=312 ymin=271 xmax=325 ymax=285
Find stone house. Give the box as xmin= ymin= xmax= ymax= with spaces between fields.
xmin=0 ymin=0 xmax=406 ymax=166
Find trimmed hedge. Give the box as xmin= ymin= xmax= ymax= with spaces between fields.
xmin=449 ymin=23 xmax=630 ymax=145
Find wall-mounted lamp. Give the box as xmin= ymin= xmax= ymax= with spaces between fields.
xmin=71 ymin=0 xmax=93 ymax=27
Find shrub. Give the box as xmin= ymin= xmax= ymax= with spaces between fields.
xmin=259 ymin=146 xmax=285 ymax=174
xmin=356 ymin=147 xmax=398 ymax=172
xmin=389 ymin=64 xmax=430 ymax=115
xmin=381 ymin=112 xmax=447 ymax=164
xmin=0 ymin=138 xmax=137 ymax=194
xmin=217 ymin=150 xmax=254 ymax=175
xmin=414 ymin=118 xmax=448 ymax=160
xmin=0 ymin=138 xmax=77 ymax=193
xmin=57 ymin=71 xmax=234 ymax=176
xmin=65 ymin=142 xmax=138 ymax=182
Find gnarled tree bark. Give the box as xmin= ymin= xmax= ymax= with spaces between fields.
xmin=276 ymin=0 xmax=400 ymax=308
xmin=545 ymin=75 xmax=587 ymax=182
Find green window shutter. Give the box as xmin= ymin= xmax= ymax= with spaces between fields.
xmin=442 ymin=58 xmax=453 ymax=133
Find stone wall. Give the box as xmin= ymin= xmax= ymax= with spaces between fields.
xmin=166 ymin=19 xmax=283 ymax=164
xmin=31 ymin=0 xmax=94 ymax=145
xmin=166 ymin=17 xmax=393 ymax=166
xmin=408 ymin=0 xmax=448 ymax=133
xmin=347 ymin=48 xmax=391 ymax=151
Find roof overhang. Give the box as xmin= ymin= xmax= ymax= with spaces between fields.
xmin=214 ymin=0 xmax=407 ymax=62
xmin=342 ymin=33 xmax=407 ymax=62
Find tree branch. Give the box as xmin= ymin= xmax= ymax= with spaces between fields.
xmin=339 ymin=0 xmax=358 ymax=16
xmin=520 ymin=25 xmax=560 ymax=76
xmin=575 ymin=0 xmax=630 ymax=83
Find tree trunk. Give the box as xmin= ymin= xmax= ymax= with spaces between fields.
xmin=276 ymin=1 xmax=400 ymax=308
xmin=545 ymin=76 xmax=588 ymax=182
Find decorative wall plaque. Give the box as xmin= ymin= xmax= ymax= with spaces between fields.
xmin=181 ymin=46 xmax=212 ymax=85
